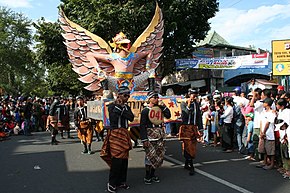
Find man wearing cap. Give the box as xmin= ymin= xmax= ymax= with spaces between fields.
xmin=100 ymin=86 xmax=134 ymax=193
xmin=179 ymin=88 xmax=203 ymax=175
xmin=140 ymin=91 xmax=171 ymax=184
xmin=74 ymin=96 xmax=93 ymax=154
xmin=257 ymin=98 xmax=276 ymax=170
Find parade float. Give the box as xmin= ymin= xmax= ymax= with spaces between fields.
xmin=59 ymin=3 xmax=183 ymax=136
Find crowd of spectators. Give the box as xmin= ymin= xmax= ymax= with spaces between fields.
xmin=189 ymin=85 xmax=290 ymax=179
xmin=0 ymin=95 xmax=80 ymax=140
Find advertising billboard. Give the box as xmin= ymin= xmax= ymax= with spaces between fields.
xmin=272 ymin=39 xmax=290 ymax=75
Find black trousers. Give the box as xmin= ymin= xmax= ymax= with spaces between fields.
xmin=222 ymin=123 xmax=233 ymax=150
xmin=109 ymin=157 xmax=128 ymax=186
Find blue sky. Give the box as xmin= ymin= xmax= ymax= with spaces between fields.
xmin=1 ymin=0 xmax=290 ymax=51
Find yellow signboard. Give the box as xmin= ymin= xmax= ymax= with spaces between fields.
xmin=272 ymin=39 xmax=290 ymax=62
xmin=273 ymin=61 xmax=290 ymax=75
xmin=272 ymin=39 xmax=290 ymax=75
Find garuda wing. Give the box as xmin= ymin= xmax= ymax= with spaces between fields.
xmin=130 ymin=3 xmax=164 ymax=90
xmin=59 ymin=8 xmax=114 ymax=92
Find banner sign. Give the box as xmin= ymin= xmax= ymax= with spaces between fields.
xmin=198 ymin=57 xmax=237 ymax=69
xmin=176 ymin=53 xmax=269 ymax=70
xmin=192 ymin=48 xmax=214 ymax=58
xmin=237 ymin=53 xmax=269 ymax=68
xmin=90 ymin=91 xmax=183 ymax=127
xmin=87 ymin=100 xmax=103 ymax=120
xmin=175 ymin=59 xmax=199 ymax=70
xmin=272 ymin=39 xmax=290 ymax=75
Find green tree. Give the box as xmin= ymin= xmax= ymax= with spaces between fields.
xmin=33 ymin=18 xmax=87 ymax=97
xmin=0 ymin=7 xmax=41 ymax=95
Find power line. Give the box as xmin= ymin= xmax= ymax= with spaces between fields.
xmin=226 ymin=0 xmax=243 ymax=8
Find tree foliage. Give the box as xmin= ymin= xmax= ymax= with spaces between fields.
xmin=0 ymin=7 xmax=42 ymax=95
xmin=33 ymin=18 xmax=87 ymax=97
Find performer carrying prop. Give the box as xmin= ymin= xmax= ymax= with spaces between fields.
xmin=74 ymin=96 xmax=93 ymax=154
xmin=179 ymin=88 xmax=203 ymax=176
xmin=100 ymin=86 xmax=134 ymax=193
xmin=59 ymin=3 xmax=164 ymax=94
xmin=140 ymin=91 xmax=171 ymax=184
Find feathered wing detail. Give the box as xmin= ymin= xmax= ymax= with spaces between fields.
xmin=59 ymin=8 xmax=114 ymax=92
xmin=130 ymin=3 xmax=164 ymax=77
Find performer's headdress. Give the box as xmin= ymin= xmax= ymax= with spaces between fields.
xmin=188 ymin=88 xmax=199 ymax=95
xmin=147 ymin=91 xmax=159 ymax=100
xmin=76 ymin=96 xmax=84 ymax=100
xmin=117 ymin=86 xmax=130 ymax=95
xmin=109 ymin=32 xmax=131 ymax=52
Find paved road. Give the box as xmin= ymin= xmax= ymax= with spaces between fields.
xmin=1 ymin=131 xmax=290 ymax=193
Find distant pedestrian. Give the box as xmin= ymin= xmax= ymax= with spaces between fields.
xmin=74 ymin=96 xmax=93 ymax=154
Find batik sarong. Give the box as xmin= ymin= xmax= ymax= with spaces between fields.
xmin=100 ymin=128 xmax=132 ymax=167
xmin=179 ymin=125 xmax=199 ymax=158
xmin=145 ymin=127 xmax=165 ymax=169
xmin=77 ymin=121 xmax=93 ymax=144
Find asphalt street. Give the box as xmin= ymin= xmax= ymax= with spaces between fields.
xmin=1 ymin=131 xmax=290 ymax=193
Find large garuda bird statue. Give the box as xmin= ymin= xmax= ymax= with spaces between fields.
xmin=59 ymin=3 xmax=164 ymax=94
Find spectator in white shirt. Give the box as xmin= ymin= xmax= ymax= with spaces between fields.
xmin=220 ymin=97 xmax=234 ymax=153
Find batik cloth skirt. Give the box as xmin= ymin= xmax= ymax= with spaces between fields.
xmin=100 ymin=128 xmax=132 ymax=167
xmin=144 ymin=127 xmax=166 ymax=169
xmin=178 ymin=125 xmax=199 ymax=159
xmin=77 ymin=121 xmax=93 ymax=144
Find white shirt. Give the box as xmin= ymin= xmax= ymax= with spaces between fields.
xmin=260 ymin=109 xmax=276 ymax=140
xmin=221 ymin=106 xmax=233 ymax=123
xmin=277 ymin=108 xmax=290 ymax=142
xmin=253 ymin=100 xmax=263 ymax=128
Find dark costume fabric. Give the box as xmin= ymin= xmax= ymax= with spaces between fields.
xmin=57 ymin=104 xmax=70 ymax=130
xmin=47 ymin=115 xmax=58 ymax=141
xmin=100 ymin=102 xmax=134 ymax=187
xmin=74 ymin=107 xmax=93 ymax=144
xmin=179 ymin=100 xmax=202 ymax=159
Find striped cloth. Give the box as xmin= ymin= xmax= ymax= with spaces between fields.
xmin=100 ymin=128 xmax=132 ymax=167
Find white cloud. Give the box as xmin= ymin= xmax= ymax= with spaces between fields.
xmin=0 ymin=0 xmax=32 ymax=8
xmin=210 ymin=3 xmax=290 ymax=50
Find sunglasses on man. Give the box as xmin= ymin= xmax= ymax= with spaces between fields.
xmin=152 ymin=95 xmax=159 ymax=99
xmin=123 ymin=94 xmax=130 ymax=98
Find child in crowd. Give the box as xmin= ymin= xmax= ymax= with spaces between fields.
xmin=245 ymin=113 xmax=255 ymax=161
